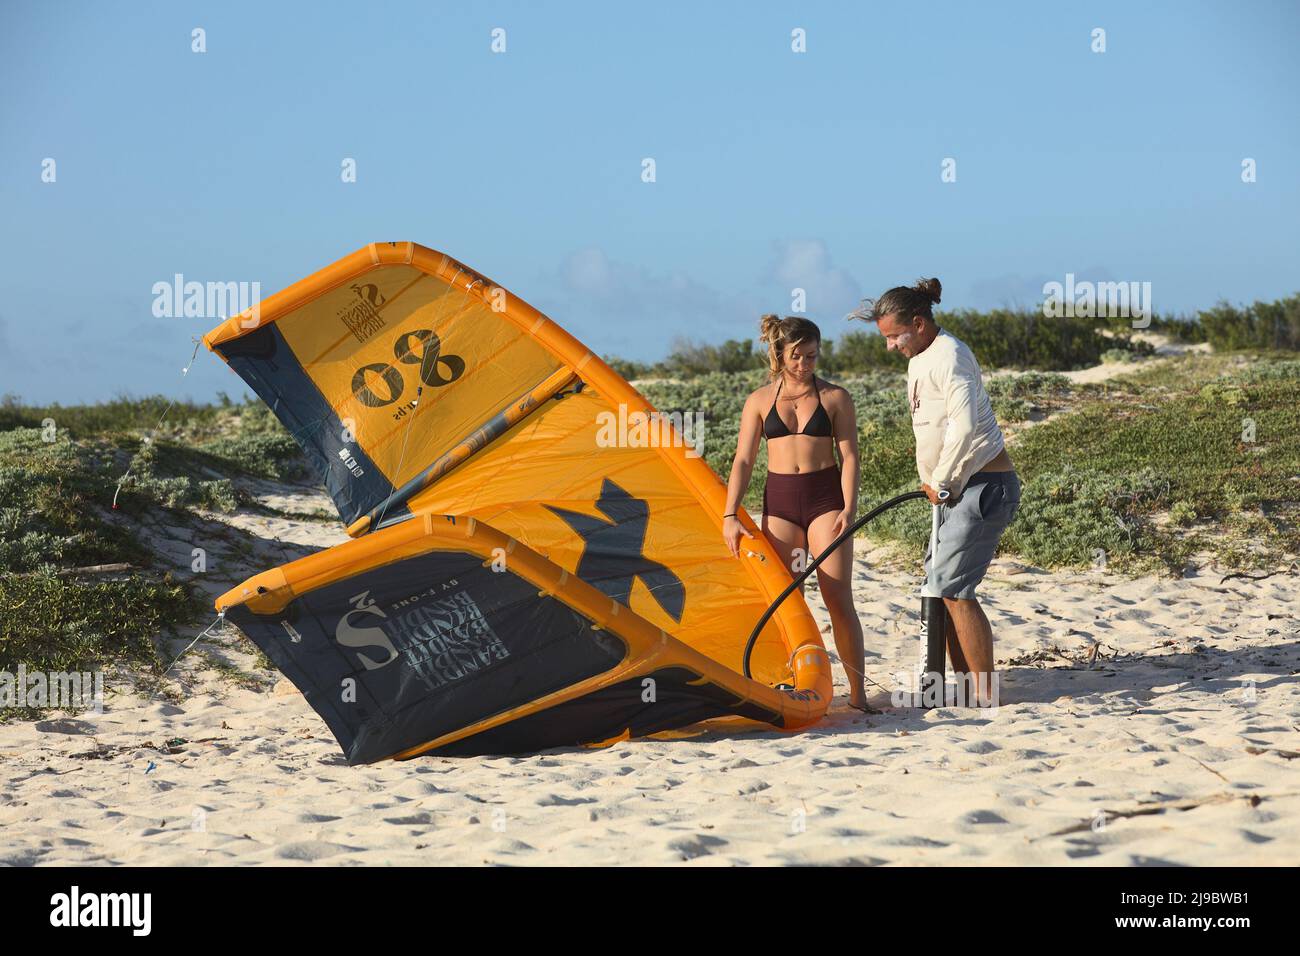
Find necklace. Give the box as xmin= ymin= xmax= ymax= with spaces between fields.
xmin=778 ymin=378 xmax=815 ymax=401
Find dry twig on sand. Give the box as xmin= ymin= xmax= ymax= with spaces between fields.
xmin=1219 ymin=564 xmax=1297 ymax=585
xmin=1038 ymin=792 xmax=1256 ymax=840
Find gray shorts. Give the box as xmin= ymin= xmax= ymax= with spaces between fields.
xmin=923 ymin=471 xmax=1021 ymax=599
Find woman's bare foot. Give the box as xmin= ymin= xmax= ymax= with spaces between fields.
xmin=846 ymin=695 xmax=880 ymax=715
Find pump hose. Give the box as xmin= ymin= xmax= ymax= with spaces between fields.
xmin=742 ymin=490 xmax=929 ymax=679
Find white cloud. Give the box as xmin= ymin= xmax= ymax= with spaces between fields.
xmin=762 ymin=239 xmax=861 ymax=316
xmin=560 ymin=247 xmax=729 ymax=321
xmin=548 ymin=241 xmax=869 ymax=361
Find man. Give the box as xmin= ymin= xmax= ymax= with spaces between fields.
xmin=856 ymin=278 xmax=1020 ymax=706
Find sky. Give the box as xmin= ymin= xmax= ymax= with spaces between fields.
xmin=1 ymin=0 xmax=1298 ymax=404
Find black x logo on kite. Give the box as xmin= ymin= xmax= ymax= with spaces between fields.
xmin=544 ymin=478 xmax=685 ymax=622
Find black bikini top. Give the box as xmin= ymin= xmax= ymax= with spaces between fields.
xmin=763 ymin=377 xmax=834 ymax=440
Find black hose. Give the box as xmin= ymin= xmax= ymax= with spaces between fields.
xmin=741 ymin=490 xmax=929 ymax=679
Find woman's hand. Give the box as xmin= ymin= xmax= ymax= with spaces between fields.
xmin=723 ymin=515 xmax=754 ymax=557
xmin=829 ymin=508 xmax=854 ymax=538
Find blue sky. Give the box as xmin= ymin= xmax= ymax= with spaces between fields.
xmin=2 ymin=0 xmax=1297 ymax=403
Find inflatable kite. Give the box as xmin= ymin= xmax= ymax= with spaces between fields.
xmin=204 ymin=242 xmax=832 ymax=763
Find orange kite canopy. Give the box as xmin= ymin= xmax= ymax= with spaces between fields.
xmin=205 ymin=242 xmax=830 ymax=762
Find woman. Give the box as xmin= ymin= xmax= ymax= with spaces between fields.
xmin=722 ymin=315 xmax=868 ymax=711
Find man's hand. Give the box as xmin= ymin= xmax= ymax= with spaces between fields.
xmin=921 ymin=483 xmax=961 ymax=506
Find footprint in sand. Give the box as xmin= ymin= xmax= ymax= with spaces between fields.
xmin=275 ymin=840 xmax=361 ymax=861
xmin=536 ymin=794 xmax=597 ymax=806
xmin=668 ymin=834 xmax=728 ymax=859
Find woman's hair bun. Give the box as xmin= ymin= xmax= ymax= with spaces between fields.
xmin=758 ymin=314 xmax=822 ymax=380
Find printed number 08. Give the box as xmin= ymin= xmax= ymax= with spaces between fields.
xmin=352 ymin=329 xmax=465 ymax=408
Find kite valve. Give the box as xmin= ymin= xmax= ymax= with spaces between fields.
xmin=791 ymin=645 xmax=828 ymax=668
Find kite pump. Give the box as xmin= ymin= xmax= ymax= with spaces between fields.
xmin=741 ymin=490 xmax=948 ymax=708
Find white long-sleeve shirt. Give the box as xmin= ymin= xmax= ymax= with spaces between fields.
xmin=907 ymin=330 xmax=1005 ymax=495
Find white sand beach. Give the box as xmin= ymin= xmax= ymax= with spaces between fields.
xmin=3 ymin=480 xmax=1296 ymax=867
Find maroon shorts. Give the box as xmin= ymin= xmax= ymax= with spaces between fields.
xmin=763 ymin=465 xmax=844 ymax=528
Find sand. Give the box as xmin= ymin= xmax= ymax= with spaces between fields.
xmin=3 ymin=476 xmax=1296 ymax=866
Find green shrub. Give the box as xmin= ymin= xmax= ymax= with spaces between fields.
xmin=117 ymin=441 xmax=239 ymax=512
xmin=1198 ymin=383 xmax=1249 ymax=407
xmin=0 ymin=571 xmax=191 ymax=675
xmin=0 ymin=426 xmax=208 ymax=716
xmin=1199 ymin=295 xmax=1300 ymax=351
xmin=661 ymin=338 xmax=765 ymax=377
xmin=604 ymin=355 xmax=654 ymax=381
xmin=1168 ymin=501 xmax=1198 ymax=526
xmin=1002 ymin=467 xmax=1171 ymax=569
xmin=0 ymin=394 xmax=226 ymax=437
xmin=0 ymin=429 xmax=149 ymax=573
xmin=987 ymin=372 xmax=1073 ymax=399
xmin=198 ymin=431 xmax=309 ymax=481
xmin=0 ymin=570 xmax=199 ymax=717
xmin=1235 ymin=358 xmax=1300 ymax=383
xmin=1145 ymin=315 xmax=1207 ymax=344
xmin=992 ymin=395 xmax=1033 ymax=422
